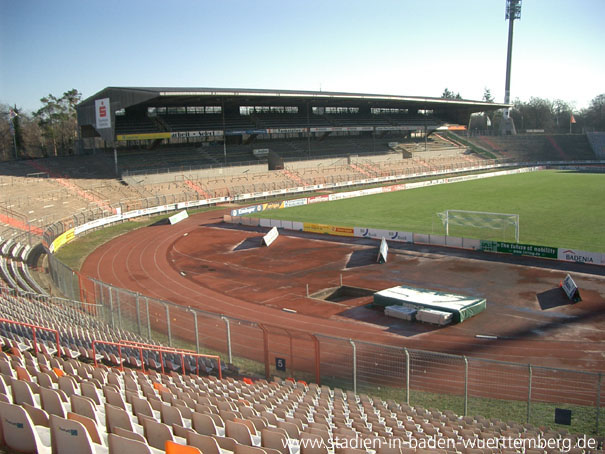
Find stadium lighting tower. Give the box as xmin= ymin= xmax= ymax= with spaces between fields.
xmin=500 ymin=0 xmax=521 ymax=135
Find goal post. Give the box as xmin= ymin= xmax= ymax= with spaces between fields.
xmin=438 ymin=210 xmax=519 ymax=243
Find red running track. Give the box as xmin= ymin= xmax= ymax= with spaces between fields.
xmin=81 ymin=210 xmax=605 ymax=374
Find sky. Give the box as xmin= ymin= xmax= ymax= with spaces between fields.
xmin=1 ymin=0 xmax=604 ymax=113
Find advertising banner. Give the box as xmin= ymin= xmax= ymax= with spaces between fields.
xmin=283 ymin=198 xmax=308 ymax=208
xmin=557 ymin=248 xmax=602 ymax=265
xmin=95 ymin=98 xmax=111 ymax=129
xmin=170 ymin=130 xmax=223 ymax=138
xmin=231 ymin=205 xmax=263 ymax=217
xmin=262 ymin=201 xmax=285 ymax=211
xmin=117 ymin=132 xmax=171 ymax=141
xmin=169 ymin=210 xmax=188 ymax=225
xmin=480 ymin=241 xmax=558 ymax=259
xmin=266 ymin=128 xmax=307 ymax=134
xmin=308 ymin=195 xmax=330 ymax=204
xmin=377 ymin=237 xmax=388 ymax=264
xmin=303 ymin=223 xmax=354 ymax=237
xmin=354 ymin=227 xmax=412 ymax=243
xmin=262 ymin=226 xmax=279 ymax=247
xmin=49 ymin=228 xmax=75 ymax=253
xmin=561 ymin=274 xmax=581 ymax=302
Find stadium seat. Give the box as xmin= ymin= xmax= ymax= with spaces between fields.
xmin=165 ymin=439 xmax=202 ymax=454
xmin=108 ymin=432 xmax=163 ymax=454
xmin=226 ymin=419 xmax=258 ymax=446
xmin=49 ymin=413 xmax=108 ymax=454
xmin=0 ymin=400 xmax=52 ymax=453
xmin=67 ymin=411 xmax=106 ymax=446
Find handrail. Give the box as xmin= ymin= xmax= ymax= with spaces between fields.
xmin=0 ymin=317 xmax=60 ymax=357
xmin=119 ymin=339 xmax=195 ymax=353
xmin=92 ymin=339 xmax=222 ymax=379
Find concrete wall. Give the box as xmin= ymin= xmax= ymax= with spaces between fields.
xmin=123 ymin=162 xmax=268 ymax=185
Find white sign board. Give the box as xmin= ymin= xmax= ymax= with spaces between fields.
xmin=561 ymin=274 xmax=581 ymax=302
xmin=557 ymin=248 xmax=602 ymax=265
xmin=169 ymin=210 xmax=189 ymax=225
xmin=377 ymin=237 xmax=389 ymax=264
xmin=95 ymin=98 xmax=111 ymax=129
xmin=262 ymin=226 xmax=279 ymax=247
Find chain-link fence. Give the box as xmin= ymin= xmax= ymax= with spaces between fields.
xmin=314 ymin=336 xmax=603 ymax=435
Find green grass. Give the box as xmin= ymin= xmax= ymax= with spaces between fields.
xmin=54 ymin=206 xmax=222 ymax=270
xmin=257 ymin=170 xmax=605 ymax=252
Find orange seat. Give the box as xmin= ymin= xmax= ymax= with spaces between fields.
xmin=165 ymin=440 xmax=202 ymax=454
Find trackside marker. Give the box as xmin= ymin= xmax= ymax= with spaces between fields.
xmin=475 ymin=334 xmax=498 ymax=340
xmin=282 ymin=308 xmax=297 ymax=313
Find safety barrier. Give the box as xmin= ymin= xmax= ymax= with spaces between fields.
xmin=91 ymin=339 xmax=222 ymax=379
xmin=0 ymin=317 xmax=60 ymax=356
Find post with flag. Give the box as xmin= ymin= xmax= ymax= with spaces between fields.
xmin=569 ymin=113 xmax=576 ymax=134
xmin=9 ymin=107 xmax=18 ymax=160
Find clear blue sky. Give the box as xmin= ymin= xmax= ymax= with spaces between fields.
xmin=1 ymin=0 xmax=603 ymax=113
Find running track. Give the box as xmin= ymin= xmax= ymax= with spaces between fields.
xmin=81 ymin=210 xmax=605 ymax=373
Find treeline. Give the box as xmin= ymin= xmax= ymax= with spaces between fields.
xmin=1 ymin=89 xmax=81 ymax=161
xmin=450 ymin=88 xmax=605 ymax=133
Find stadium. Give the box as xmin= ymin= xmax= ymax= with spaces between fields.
xmin=1 ymin=81 xmax=605 ymax=454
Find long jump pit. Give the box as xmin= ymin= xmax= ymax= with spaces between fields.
xmin=81 ymin=209 xmax=605 ymax=372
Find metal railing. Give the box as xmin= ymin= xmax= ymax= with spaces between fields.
xmin=0 ymin=317 xmax=61 ymax=356
xmin=91 ymin=339 xmax=222 ymax=379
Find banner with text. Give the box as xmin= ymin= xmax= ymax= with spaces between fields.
xmin=303 ymin=223 xmax=354 ymax=237
xmin=480 ymin=241 xmax=558 ymax=259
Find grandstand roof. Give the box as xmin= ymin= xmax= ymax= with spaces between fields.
xmin=77 ymin=86 xmax=510 ymax=142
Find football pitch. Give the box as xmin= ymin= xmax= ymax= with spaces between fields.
xmin=259 ymin=170 xmax=605 ymax=252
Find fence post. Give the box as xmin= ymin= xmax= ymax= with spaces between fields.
xmin=116 ymin=289 xmax=122 ymax=329
xmin=221 ymin=316 xmax=232 ymax=364
xmin=349 ymin=339 xmax=357 ymax=394
xmin=527 ymin=364 xmax=532 ymax=424
xmin=135 ymin=294 xmax=141 ymax=335
xmin=261 ymin=325 xmax=270 ymax=379
xmin=145 ymin=297 xmax=152 ymax=340
xmin=463 ymin=355 xmax=468 ymax=417
xmin=404 ymin=348 xmax=410 ymax=405
xmin=191 ymin=310 xmax=200 ymax=354
xmin=597 ymin=372 xmax=602 ymax=435
xmin=313 ymin=335 xmax=321 ymax=385
xmin=108 ymin=286 xmax=115 ymax=328
xmin=165 ymin=304 xmax=172 ymax=347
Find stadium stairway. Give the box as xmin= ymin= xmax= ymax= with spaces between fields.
xmin=280 ymin=169 xmax=305 ymax=187
xmin=184 ymin=180 xmax=212 ymax=200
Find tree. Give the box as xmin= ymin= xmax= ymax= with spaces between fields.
xmin=482 ymin=88 xmax=495 ymax=103
xmin=441 ymin=88 xmax=462 ymax=100
xmin=34 ymin=89 xmax=81 ymax=156
xmin=480 ymin=88 xmax=496 ymax=132
xmin=581 ymin=94 xmax=605 ymax=131
xmin=552 ymin=99 xmax=572 ymax=130
xmin=0 ymin=104 xmax=45 ymax=160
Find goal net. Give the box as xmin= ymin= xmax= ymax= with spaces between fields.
xmin=437 ymin=210 xmax=519 ymax=243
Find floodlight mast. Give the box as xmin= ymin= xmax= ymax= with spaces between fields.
xmin=501 ymin=0 xmax=521 ymax=135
